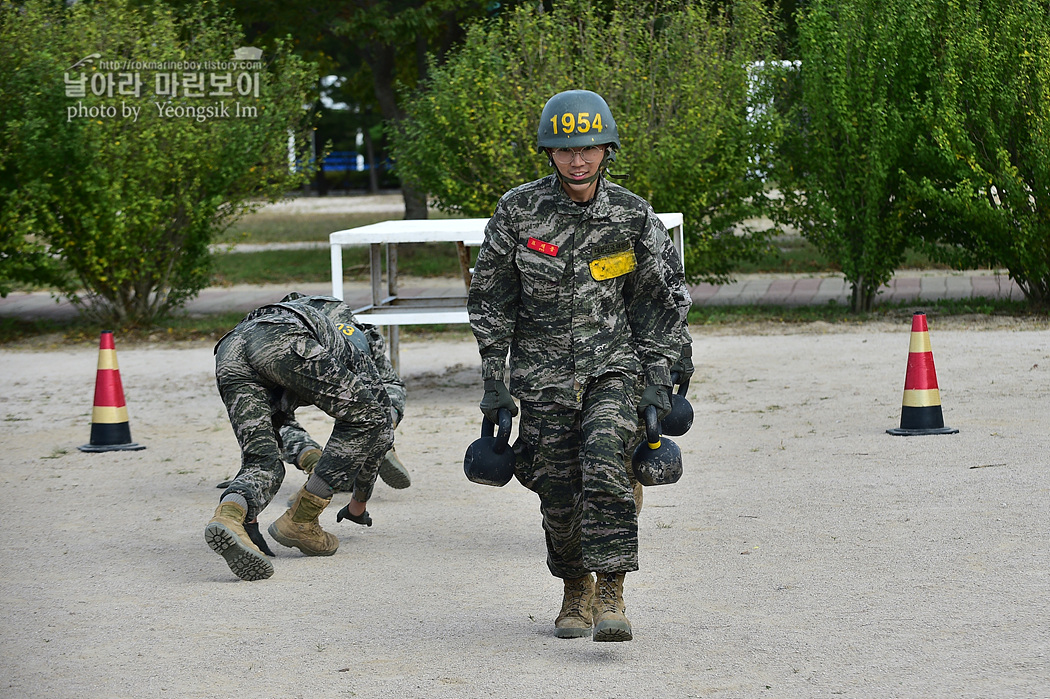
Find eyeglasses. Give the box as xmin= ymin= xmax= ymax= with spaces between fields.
xmin=550 ymin=145 xmax=605 ymax=165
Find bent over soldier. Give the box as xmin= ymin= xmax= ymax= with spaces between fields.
xmin=215 ymin=313 xmax=412 ymax=493
xmin=205 ymin=293 xmax=395 ymax=581
xmin=274 ymin=308 xmax=412 ymax=492
xmin=467 ymin=90 xmax=689 ymax=641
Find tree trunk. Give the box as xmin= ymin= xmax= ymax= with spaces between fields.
xmin=315 ymin=160 xmax=328 ymax=197
xmin=401 ymin=186 xmax=428 ymax=219
xmin=850 ymin=276 xmax=876 ymax=313
xmin=366 ymin=42 xmax=428 ymax=220
xmin=363 ymin=124 xmax=379 ymax=194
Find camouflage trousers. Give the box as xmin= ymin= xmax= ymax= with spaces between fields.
xmin=625 ymin=379 xmax=648 ymax=487
xmin=215 ymin=315 xmax=393 ymax=521
xmin=513 ymin=371 xmax=640 ymax=578
xmin=279 ymin=418 xmax=322 ymax=467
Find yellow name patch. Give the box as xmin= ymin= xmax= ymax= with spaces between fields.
xmin=589 ymin=250 xmax=636 ymax=280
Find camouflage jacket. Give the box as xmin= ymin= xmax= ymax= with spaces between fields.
xmin=468 ymin=175 xmax=689 ymax=408
xmin=217 ymin=295 xmax=405 ymax=423
xmin=276 ymin=294 xmax=407 ymax=422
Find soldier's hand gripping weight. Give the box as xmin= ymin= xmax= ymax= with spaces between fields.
xmin=464 ymin=408 xmax=516 ymax=487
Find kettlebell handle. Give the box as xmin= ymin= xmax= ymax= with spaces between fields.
xmin=481 ymin=408 xmax=513 ymax=454
xmin=643 ymin=404 xmax=661 ymax=445
xmin=670 ymin=371 xmax=690 ymax=397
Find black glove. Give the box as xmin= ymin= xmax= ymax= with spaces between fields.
xmin=244 ymin=520 xmax=276 ymax=557
xmin=480 ymin=378 xmax=518 ymax=423
xmin=336 ymin=505 xmax=372 ymax=527
xmin=638 ymin=383 xmax=672 ymax=421
xmin=670 ymin=343 xmax=694 ymax=387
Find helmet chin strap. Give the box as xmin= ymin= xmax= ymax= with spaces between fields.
xmin=552 ymin=168 xmax=603 ymax=186
xmin=602 ymin=150 xmax=630 ymax=180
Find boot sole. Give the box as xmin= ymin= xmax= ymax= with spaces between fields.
xmin=555 ymin=625 xmax=592 ymax=639
xmin=204 ymin=522 xmax=274 ymax=581
xmin=267 ymin=522 xmax=339 ymax=556
xmin=379 ymin=459 xmax=411 ymax=489
xmin=593 ymin=620 xmax=633 ymax=642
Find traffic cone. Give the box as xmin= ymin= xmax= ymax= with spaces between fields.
xmin=78 ymin=331 xmax=146 ymax=452
xmin=887 ymin=312 xmax=958 ymax=436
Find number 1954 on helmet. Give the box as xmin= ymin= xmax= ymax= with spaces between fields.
xmin=537 ymin=89 xmax=621 ymax=152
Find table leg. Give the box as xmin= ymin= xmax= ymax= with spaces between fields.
xmin=456 ymin=242 xmax=473 ymax=290
xmin=388 ymin=326 xmax=400 ymax=376
xmin=370 ymin=243 xmax=383 ymax=307
xmin=330 ymin=244 xmax=344 ymax=300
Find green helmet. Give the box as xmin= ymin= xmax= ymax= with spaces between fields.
xmin=537 ymin=90 xmax=620 ymax=151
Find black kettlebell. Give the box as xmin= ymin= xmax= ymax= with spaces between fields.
xmin=661 ymin=372 xmax=694 ymax=437
xmin=463 ymin=408 xmax=516 ymax=487
xmin=633 ymin=405 xmax=683 ymax=486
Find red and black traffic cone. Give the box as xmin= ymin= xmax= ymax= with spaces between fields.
xmin=78 ymin=331 xmax=146 ymax=452
xmin=887 ymin=312 xmax=958 ymax=436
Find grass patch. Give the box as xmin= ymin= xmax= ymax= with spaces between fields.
xmin=735 ymin=237 xmax=953 ymax=275
xmin=212 ymin=248 xmax=337 ymax=285
xmin=210 ymin=242 xmax=471 ymax=285
xmin=688 ymin=296 xmax=1043 ymax=327
xmin=5 ymin=296 xmax=1043 ymax=348
xmin=0 ymin=312 xmax=246 ymax=347
xmin=216 ymin=206 xmax=466 ymax=245
xmin=217 ymin=211 xmax=397 ymax=244
xmin=6 ymin=208 xmax=1042 ymax=347
xmin=735 ymin=237 xmax=837 ymax=274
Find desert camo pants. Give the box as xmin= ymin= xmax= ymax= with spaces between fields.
xmin=279 ymin=418 xmax=322 ymax=467
xmin=513 ymin=371 xmax=639 ymax=578
xmin=215 ymin=315 xmax=392 ymax=521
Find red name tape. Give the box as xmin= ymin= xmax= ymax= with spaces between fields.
xmin=527 ymin=237 xmax=559 ymax=256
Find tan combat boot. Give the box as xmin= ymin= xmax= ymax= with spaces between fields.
xmin=286 ymin=449 xmax=324 ymax=507
xmin=268 ymin=488 xmax=339 ymax=556
xmin=378 ymin=447 xmax=411 ymax=489
xmin=554 ymin=574 xmax=595 ymax=638
xmin=204 ymin=501 xmax=274 ymax=581
xmin=593 ymin=572 xmax=632 ymax=642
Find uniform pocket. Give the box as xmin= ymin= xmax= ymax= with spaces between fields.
xmin=517 ymin=248 xmax=566 ymax=303
xmin=290 ymin=334 xmax=326 ymax=361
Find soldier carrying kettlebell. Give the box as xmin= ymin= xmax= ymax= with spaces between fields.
xmin=468 ymin=89 xmax=691 ymax=641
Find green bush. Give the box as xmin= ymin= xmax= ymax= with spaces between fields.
xmin=906 ymin=1 xmax=1050 ymax=309
xmin=772 ymin=0 xmax=937 ymax=312
xmin=0 ymin=0 xmax=316 ymax=325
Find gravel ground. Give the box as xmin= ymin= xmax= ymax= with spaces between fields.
xmin=1 ymin=320 xmax=1048 ymax=698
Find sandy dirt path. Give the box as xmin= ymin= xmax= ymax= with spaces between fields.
xmin=1 ymin=320 xmax=1048 ymax=698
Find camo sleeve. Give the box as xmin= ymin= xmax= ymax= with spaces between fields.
xmin=468 ymin=199 xmax=520 ymax=382
xmin=624 ymin=208 xmax=687 ymax=388
xmin=363 ymin=324 xmax=406 ymax=423
xmin=656 ymin=216 xmax=692 ymax=327
xmin=678 ymin=323 xmax=693 ymax=357
xmin=654 ymin=213 xmax=693 ymax=357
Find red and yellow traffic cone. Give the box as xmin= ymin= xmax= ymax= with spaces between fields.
xmin=887 ymin=312 xmax=958 ymax=436
xmin=78 ymin=331 xmax=146 ymax=452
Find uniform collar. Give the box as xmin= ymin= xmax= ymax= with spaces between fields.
xmin=550 ymin=174 xmax=612 ymax=219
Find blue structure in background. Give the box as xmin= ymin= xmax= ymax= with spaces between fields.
xmin=321 ymin=151 xmax=392 ymax=172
